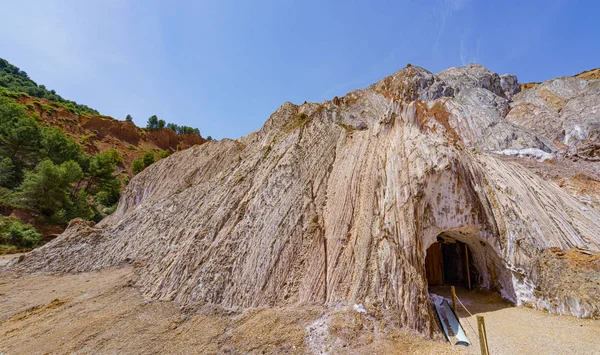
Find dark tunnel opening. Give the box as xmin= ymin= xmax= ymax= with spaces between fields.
xmin=425 ymin=234 xmax=480 ymax=289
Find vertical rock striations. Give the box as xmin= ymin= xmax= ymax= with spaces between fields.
xmin=13 ymin=64 xmax=600 ymax=334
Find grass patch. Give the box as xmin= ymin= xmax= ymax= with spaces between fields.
xmin=80 ymin=133 xmax=97 ymax=144
xmin=337 ymin=123 xmax=357 ymax=133
xmin=286 ymin=112 xmax=312 ymax=131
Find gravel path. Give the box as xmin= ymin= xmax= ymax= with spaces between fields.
xmin=431 ymin=286 xmax=600 ymax=355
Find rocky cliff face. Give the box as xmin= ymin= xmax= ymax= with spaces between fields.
xmin=14 ymin=64 xmax=600 ymax=334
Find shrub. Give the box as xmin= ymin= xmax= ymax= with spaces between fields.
xmin=132 ymin=158 xmax=145 ymax=174
xmin=158 ymin=150 xmax=170 ymax=159
xmin=143 ymin=152 xmax=155 ymax=168
xmin=0 ymin=217 xmax=42 ymax=248
xmin=80 ymin=133 xmax=96 ymax=144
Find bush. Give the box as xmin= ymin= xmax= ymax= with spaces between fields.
xmin=132 ymin=158 xmax=145 ymax=175
xmin=143 ymin=152 xmax=154 ymax=167
xmin=158 ymin=150 xmax=170 ymax=159
xmin=0 ymin=217 xmax=42 ymax=248
xmin=16 ymin=159 xmax=92 ymax=224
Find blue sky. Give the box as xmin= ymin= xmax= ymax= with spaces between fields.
xmin=0 ymin=0 xmax=597 ymax=139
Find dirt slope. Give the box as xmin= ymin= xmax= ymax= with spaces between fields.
xmin=16 ymin=95 xmax=206 ymax=172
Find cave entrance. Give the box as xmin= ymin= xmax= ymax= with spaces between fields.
xmin=425 ymin=235 xmax=477 ymax=290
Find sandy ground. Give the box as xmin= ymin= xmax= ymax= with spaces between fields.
xmin=430 ymin=286 xmax=600 ymax=355
xmin=0 ymin=260 xmax=457 ymax=354
xmin=0 ymin=253 xmax=23 ymax=267
xmin=2 ymin=253 xmax=597 ymax=354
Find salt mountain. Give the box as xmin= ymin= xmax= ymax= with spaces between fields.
xmin=14 ymin=64 xmax=600 ymax=334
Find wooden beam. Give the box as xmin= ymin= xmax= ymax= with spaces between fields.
xmin=451 ymin=286 xmax=457 ymax=314
xmin=465 ymin=246 xmax=472 ymax=290
xmin=440 ymin=243 xmax=445 ymax=285
xmin=477 ymin=315 xmax=490 ymax=355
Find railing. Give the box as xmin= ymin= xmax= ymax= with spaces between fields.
xmin=451 ymin=286 xmax=490 ymax=355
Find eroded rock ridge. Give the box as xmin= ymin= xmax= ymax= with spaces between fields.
xmin=14 ymin=64 xmax=600 ymax=334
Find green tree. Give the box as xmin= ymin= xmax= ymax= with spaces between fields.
xmin=125 ymin=114 xmax=133 ymax=122
xmin=166 ymin=123 xmax=178 ymax=132
xmin=157 ymin=119 xmax=166 ymax=129
xmin=40 ymin=127 xmax=83 ymax=165
xmin=131 ymin=158 xmax=145 ymax=175
xmin=143 ymin=152 xmax=155 ymax=168
xmin=102 ymin=148 xmax=124 ymax=164
xmin=17 ymin=159 xmax=92 ymax=223
xmin=0 ymin=99 xmax=41 ymax=164
xmin=85 ymin=149 xmax=122 ymax=212
xmin=146 ymin=115 xmax=159 ymax=130
xmin=0 ymin=156 xmax=17 ymax=188
xmin=94 ymin=178 xmax=121 ymax=207
xmin=81 ymin=149 xmax=121 ymax=195
xmin=206 ymin=136 xmax=213 ymax=141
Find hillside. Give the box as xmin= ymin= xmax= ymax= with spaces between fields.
xmin=0 ymin=58 xmax=98 ymax=115
xmin=0 ymin=58 xmax=206 ymax=252
xmin=0 ymin=57 xmax=206 ymax=172
xmin=10 ymin=94 xmax=206 ymax=173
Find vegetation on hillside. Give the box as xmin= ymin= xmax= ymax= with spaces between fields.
xmin=0 ymin=97 xmax=121 ymax=249
xmin=147 ymin=115 xmax=201 ymax=135
xmin=0 ymin=58 xmax=98 ymax=116
xmin=0 ymin=216 xmax=42 ymax=251
xmin=131 ymin=150 xmax=170 ymax=175
xmin=0 ymin=57 xmax=209 ymax=251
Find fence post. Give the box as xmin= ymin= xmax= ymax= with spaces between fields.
xmin=451 ymin=286 xmax=457 ymax=314
xmin=477 ymin=315 xmax=490 ymax=355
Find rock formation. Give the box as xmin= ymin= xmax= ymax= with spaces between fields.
xmin=13 ymin=64 xmax=600 ymax=334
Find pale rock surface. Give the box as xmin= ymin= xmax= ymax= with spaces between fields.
xmin=437 ymin=63 xmax=506 ymax=98
xmin=12 ymin=64 xmax=600 ymax=335
xmin=507 ymin=76 xmax=600 ymax=152
xmin=500 ymin=73 xmax=520 ymax=99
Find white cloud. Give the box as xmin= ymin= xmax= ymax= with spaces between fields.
xmin=459 ymin=29 xmax=481 ymax=66
xmin=432 ymin=0 xmax=470 ymax=55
